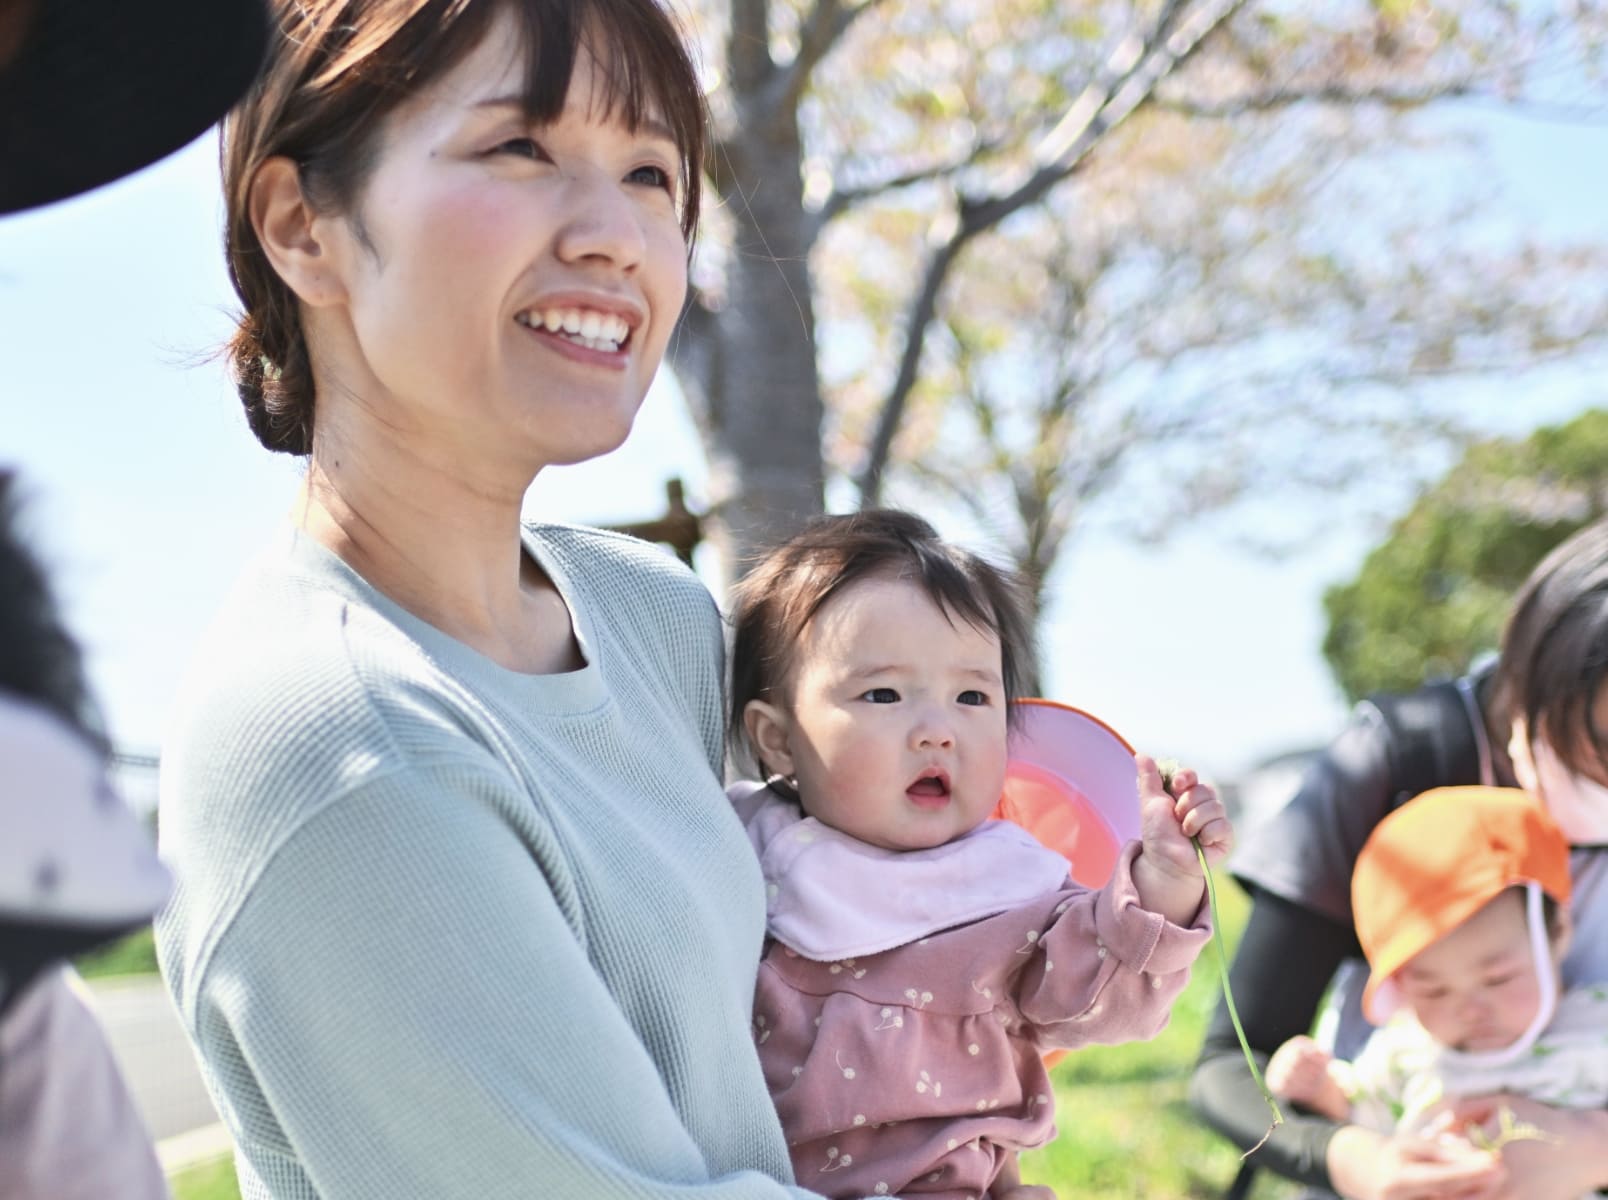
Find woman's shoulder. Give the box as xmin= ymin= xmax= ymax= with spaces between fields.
xmin=525 ymin=521 xmax=722 ymax=654
xmin=526 ymin=521 xmax=713 ymax=602
xmin=162 ymin=551 xmax=497 ymax=829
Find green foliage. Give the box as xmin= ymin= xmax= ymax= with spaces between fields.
xmin=1323 ymin=409 xmax=1608 ymax=702
xmin=75 ymin=924 xmax=158 ymax=980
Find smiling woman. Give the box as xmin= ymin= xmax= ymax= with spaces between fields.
xmin=147 ymin=3 xmax=843 ymax=1200
xmin=221 ymin=0 xmax=703 ymax=461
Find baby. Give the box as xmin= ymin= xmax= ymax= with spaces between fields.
xmin=725 ymin=509 xmax=1232 ymax=1200
xmin=1266 ymin=786 xmax=1608 ymax=1163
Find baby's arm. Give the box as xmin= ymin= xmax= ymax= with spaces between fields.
xmin=1012 ymin=844 xmax=1211 ymax=1050
xmin=1130 ymin=756 xmax=1232 ymax=927
xmin=1266 ymin=1035 xmax=1353 ymax=1122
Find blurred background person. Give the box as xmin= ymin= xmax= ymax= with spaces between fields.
xmin=2 ymin=1 xmax=267 ymax=1195
xmin=1191 ymin=521 xmax=1608 ymax=1200
xmin=0 ymin=471 xmax=174 ymax=1198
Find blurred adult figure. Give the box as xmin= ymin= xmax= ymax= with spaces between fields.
xmin=0 ymin=473 xmax=173 ymax=1198
xmin=0 ymin=0 xmax=266 ymax=213
xmin=1191 ymin=521 xmax=1608 ymax=1200
xmin=2 ymin=2 xmax=267 ymax=1195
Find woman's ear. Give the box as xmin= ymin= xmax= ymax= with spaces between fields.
xmin=250 ymin=156 xmax=345 ymax=308
xmin=743 ymin=699 xmax=795 ymax=779
xmin=1508 ymin=716 xmax=1539 ymax=795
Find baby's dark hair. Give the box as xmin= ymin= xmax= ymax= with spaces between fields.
xmin=0 ymin=472 xmax=106 ymax=755
xmin=1499 ymin=517 xmax=1608 ymax=778
xmin=727 ymin=509 xmax=1036 ymax=773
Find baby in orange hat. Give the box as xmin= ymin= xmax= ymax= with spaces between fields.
xmin=1265 ymin=786 xmax=1608 ymax=1153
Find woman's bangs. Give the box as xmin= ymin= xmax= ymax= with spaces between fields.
xmin=511 ymin=0 xmax=706 ymax=236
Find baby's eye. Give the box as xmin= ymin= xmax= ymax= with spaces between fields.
xmin=861 ymin=687 xmax=899 ymax=704
xmin=957 ymin=690 xmax=990 ymax=707
xmin=626 ymin=163 xmax=674 ymax=192
xmin=1484 ymin=973 xmax=1520 ymax=989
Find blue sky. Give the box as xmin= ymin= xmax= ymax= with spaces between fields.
xmin=2 ymin=101 xmax=1605 ymax=783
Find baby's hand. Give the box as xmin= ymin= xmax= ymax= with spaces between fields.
xmin=1130 ymin=754 xmax=1234 ymax=927
xmin=1268 ymin=1036 xmax=1355 ymax=1122
xmin=1267 ymin=1036 xmax=1334 ymax=1104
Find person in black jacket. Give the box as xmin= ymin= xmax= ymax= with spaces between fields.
xmin=1190 ymin=520 xmax=1608 ymax=1200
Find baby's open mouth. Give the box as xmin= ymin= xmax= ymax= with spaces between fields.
xmin=906 ymin=771 xmax=951 ymax=805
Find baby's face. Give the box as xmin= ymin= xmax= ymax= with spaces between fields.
xmin=778 ymin=575 xmax=1009 ymax=851
xmin=1395 ymin=890 xmax=1552 ymax=1053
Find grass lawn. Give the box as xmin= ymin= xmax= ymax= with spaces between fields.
xmin=161 ymin=877 xmax=1289 ymax=1199
xmin=75 ymin=924 xmax=159 ymax=980
xmin=168 ymin=1155 xmax=241 ymax=1200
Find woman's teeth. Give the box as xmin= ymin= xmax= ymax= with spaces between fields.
xmin=517 ymin=307 xmax=630 ymax=353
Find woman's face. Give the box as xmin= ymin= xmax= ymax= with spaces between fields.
xmin=303 ymin=10 xmax=689 ymax=476
xmin=1509 ymin=680 xmax=1608 ymax=845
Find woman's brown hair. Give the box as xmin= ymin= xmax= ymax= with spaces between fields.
xmin=223 ymin=0 xmax=707 ymax=454
xmin=1499 ymin=517 xmax=1608 ymax=777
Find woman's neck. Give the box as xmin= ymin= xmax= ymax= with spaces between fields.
xmin=292 ymin=417 xmax=582 ymax=675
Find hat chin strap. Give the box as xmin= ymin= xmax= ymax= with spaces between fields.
xmin=1445 ymin=882 xmax=1558 ymax=1070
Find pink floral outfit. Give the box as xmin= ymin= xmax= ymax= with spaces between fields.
xmin=732 ymin=782 xmax=1211 ymax=1200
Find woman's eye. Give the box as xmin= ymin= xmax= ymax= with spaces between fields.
xmin=861 ymin=688 xmax=899 ymax=704
xmin=626 ymin=163 xmax=674 ymax=191
xmin=493 ymin=137 xmax=547 ymax=161
xmin=958 ymin=690 xmax=989 ymax=707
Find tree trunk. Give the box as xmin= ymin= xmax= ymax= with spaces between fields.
xmin=688 ymin=103 xmax=825 ymax=584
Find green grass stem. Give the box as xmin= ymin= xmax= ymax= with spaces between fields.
xmin=1193 ymin=834 xmax=1284 ymax=1156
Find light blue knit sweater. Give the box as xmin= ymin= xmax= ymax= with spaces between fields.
xmin=155 ymin=523 xmax=814 ymax=1199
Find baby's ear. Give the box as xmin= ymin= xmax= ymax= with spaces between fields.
xmin=743 ymin=700 xmax=795 ymax=778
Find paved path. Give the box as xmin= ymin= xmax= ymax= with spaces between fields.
xmin=85 ymin=976 xmax=220 ymax=1144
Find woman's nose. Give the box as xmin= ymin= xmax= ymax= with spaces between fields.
xmin=555 ymin=172 xmax=646 ymax=271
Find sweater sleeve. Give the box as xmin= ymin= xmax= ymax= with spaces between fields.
xmin=183 ymin=762 xmax=818 ymax=1200
xmin=1014 ymin=843 xmax=1210 ymax=1050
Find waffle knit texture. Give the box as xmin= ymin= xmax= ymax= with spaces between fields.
xmin=155 ymin=523 xmax=814 ymax=1200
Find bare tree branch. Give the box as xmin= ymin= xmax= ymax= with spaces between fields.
xmin=1158 ymin=78 xmax=1482 ymax=117
xmin=729 ymin=0 xmax=775 ymax=94
xmin=853 ymin=227 xmax=975 ymax=507
xmin=808 ymin=142 xmax=995 ymax=239
xmin=771 ymin=0 xmax=896 ymax=120
xmin=855 ymin=0 xmax=1252 ymax=506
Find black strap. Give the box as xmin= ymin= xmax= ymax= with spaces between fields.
xmin=1367 ymin=677 xmax=1484 ymax=811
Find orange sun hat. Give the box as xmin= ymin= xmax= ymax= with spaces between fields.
xmin=1352 ymin=786 xmax=1572 ymax=1023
